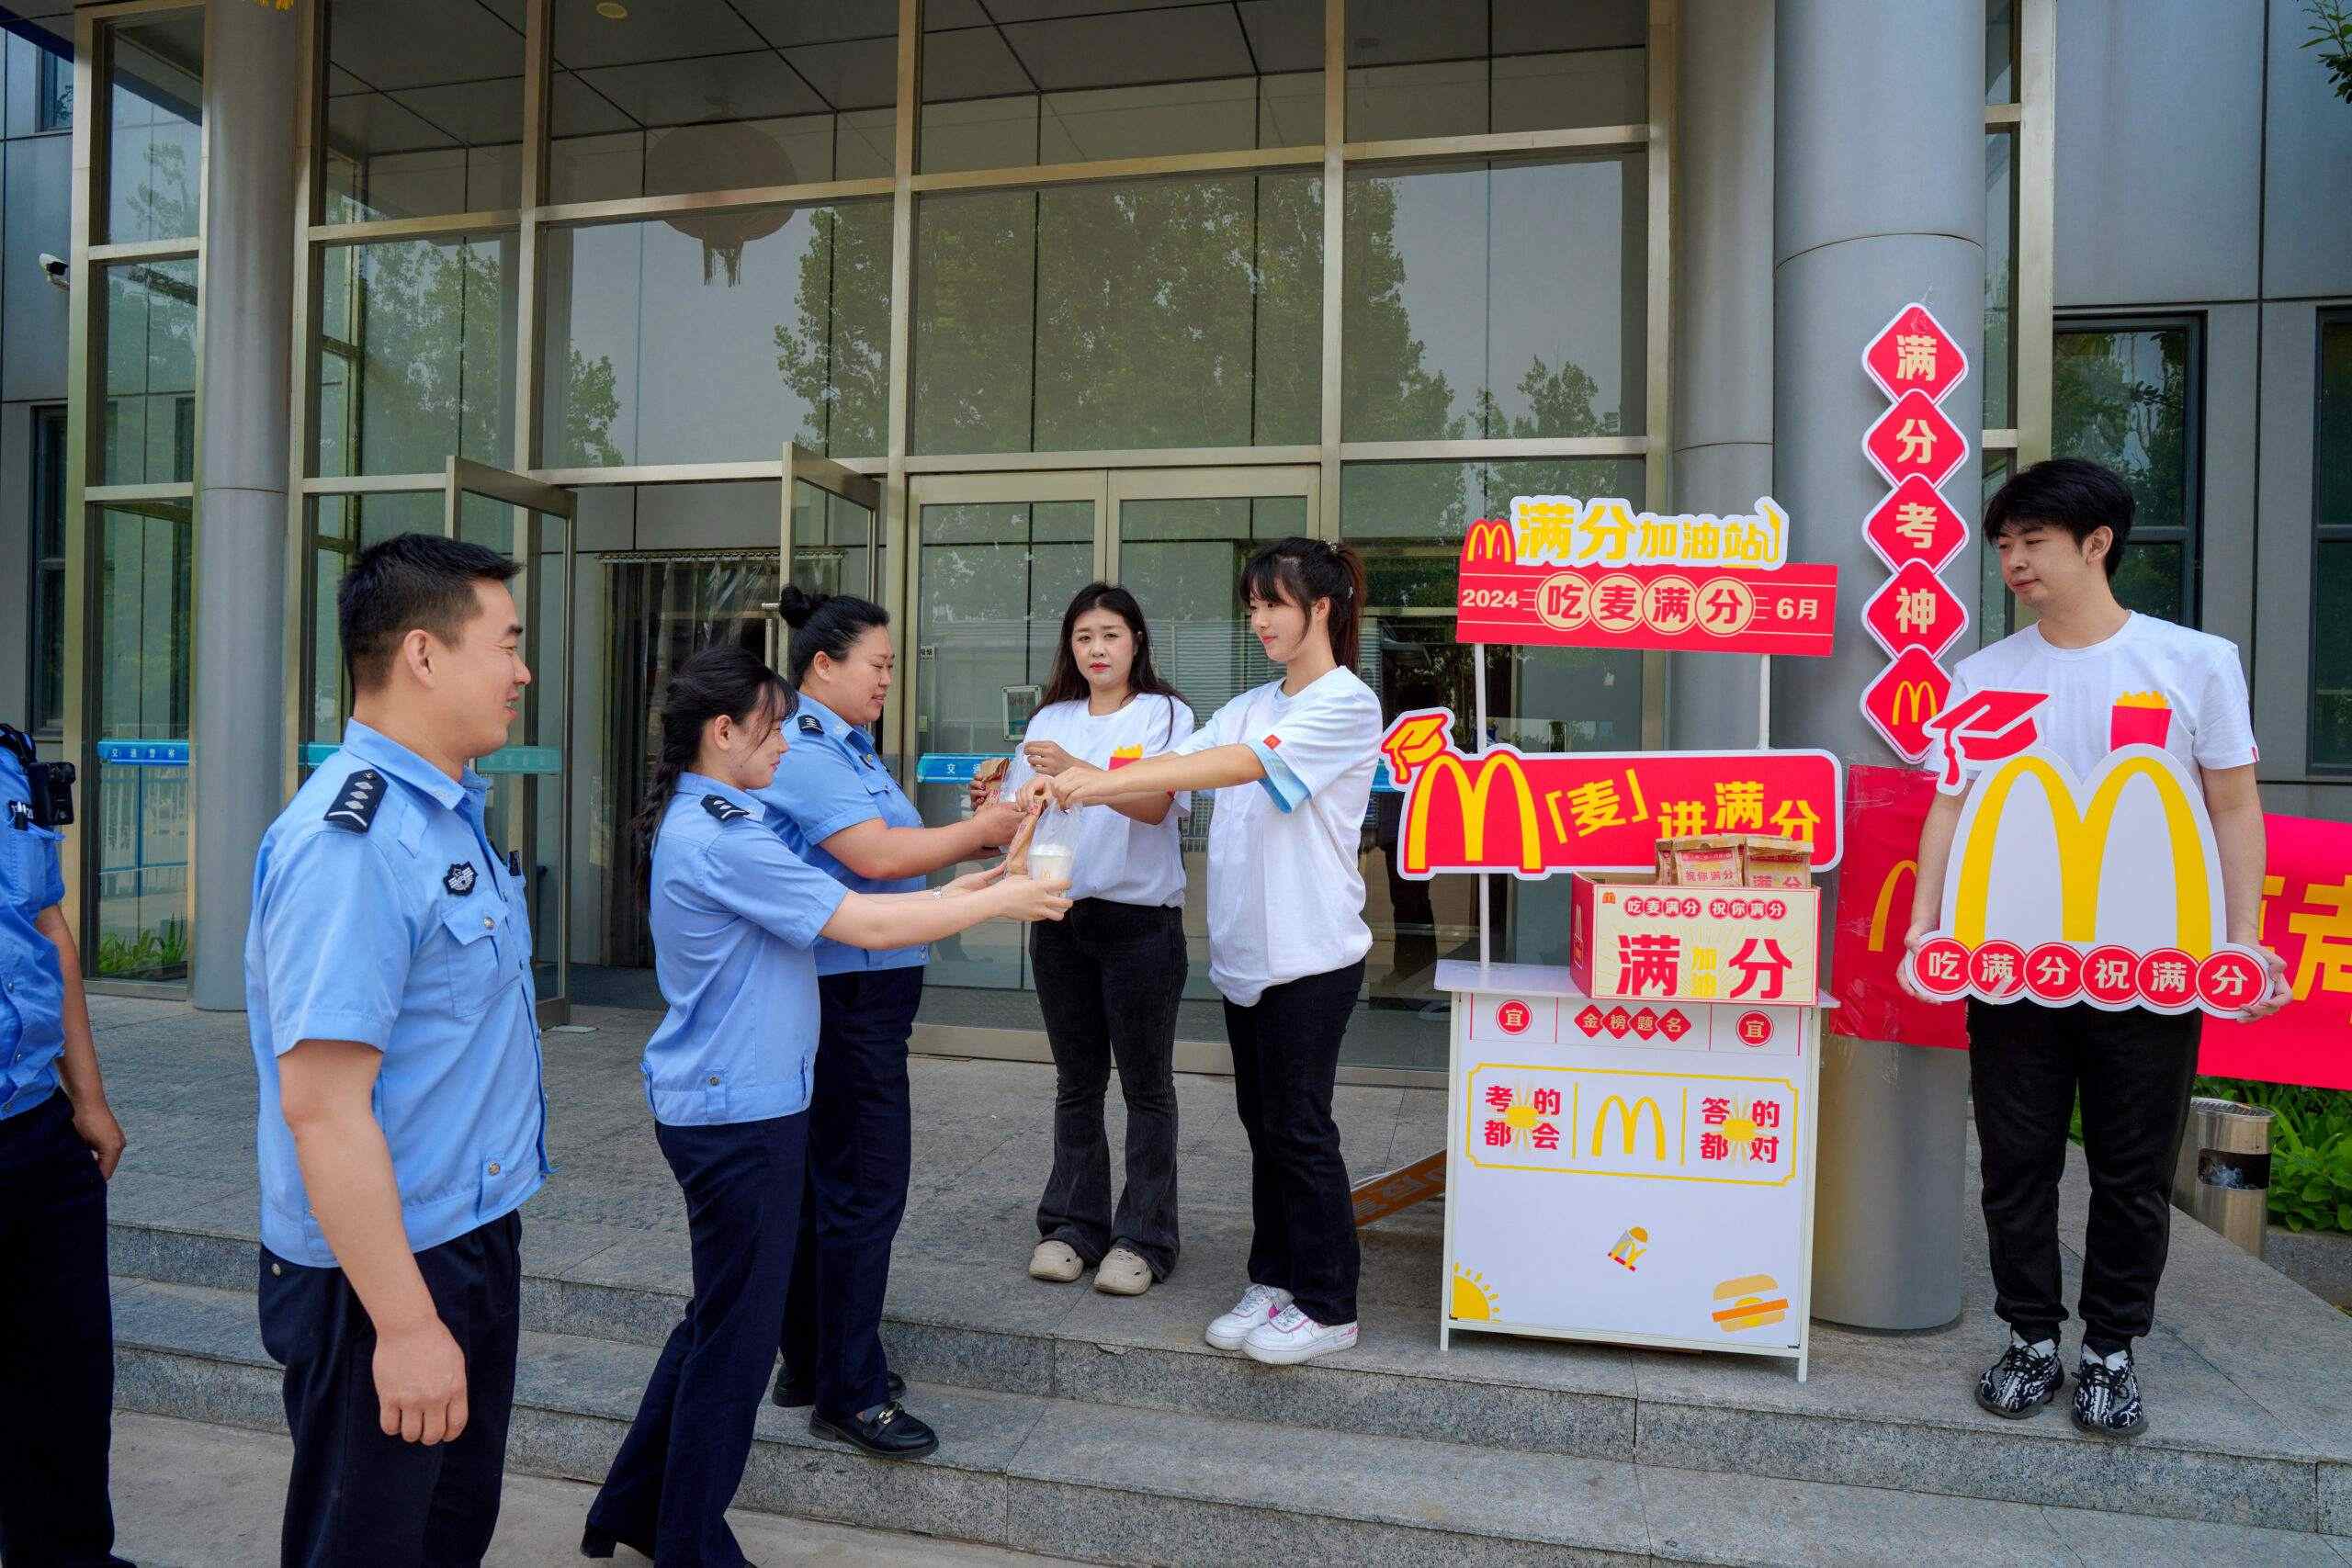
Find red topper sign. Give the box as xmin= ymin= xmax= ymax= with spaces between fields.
xmin=1861 ymin=558 xmax=1971 ymax=660
xmin=1379 ymin=709 xmax=1844 ymax=879
xmin=1861 ymin=475 xmax=1970 ymax=573
xmin=1859 ymin=647 xmax=1955 ymax=764
xmin=1453 ymin=520 xmax=1838 ymax=658
xmin=1863 ymin=389 xmax=1969 ymax=489
xmin=1861 ymin=302 xmax=1971 ymax=406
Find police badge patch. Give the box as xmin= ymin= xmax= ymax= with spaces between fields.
xmin=444 ymin=862 xmax=478 ymax=896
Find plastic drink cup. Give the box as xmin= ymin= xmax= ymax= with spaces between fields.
xmin=1028 ymin=842 xmax=1075 ymax=890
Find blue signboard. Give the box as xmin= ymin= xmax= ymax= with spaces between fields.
xmin=96 ymin=739 xmax=190 ymax=767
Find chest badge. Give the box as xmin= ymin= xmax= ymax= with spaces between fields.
xmin=444 ymin=862 xmax=479 ymax=896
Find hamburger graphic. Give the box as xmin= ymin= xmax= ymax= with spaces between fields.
xmin=1711 ymin=1274 xmax=1788 ymax=1334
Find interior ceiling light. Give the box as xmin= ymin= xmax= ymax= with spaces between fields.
xmin=596 ymin=2 xmax=628 ymax=19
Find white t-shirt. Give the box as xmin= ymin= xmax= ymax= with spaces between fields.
xmin=1935 ymin=613 xmax=2258 ymax=796
xmin=1178 ymin=667 xmax=1383 ymax=1006
xmin=1000 ymin=694 xmax=1194 ymax=907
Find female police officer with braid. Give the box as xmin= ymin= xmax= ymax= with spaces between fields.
xmin=582 ymin=645 xmax=1065 ymax=1565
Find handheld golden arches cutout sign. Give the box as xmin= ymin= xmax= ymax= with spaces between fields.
xmin=1899 ymin=690 xmax=2274 ymax=1017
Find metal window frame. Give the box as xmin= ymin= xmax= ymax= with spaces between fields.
xmin=62 ymin=0 xmax=209 ymax=991
xmin=2051 ymin=312 xmax=2207 ymax=629
xmin=28 ymin=405 xmax=70 ymax=739
xmin=2309 ymin=307 xmax=2352 ymax=775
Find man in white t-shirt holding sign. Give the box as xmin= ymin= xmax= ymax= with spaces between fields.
xmin=1900 ymin=458 xmax=2288 ymax=1438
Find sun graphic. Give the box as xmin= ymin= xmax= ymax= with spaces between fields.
xmin=1699 ymin=1094 xmax=1783 ymax=1165
xmin=1450 ymin=1264 xmax=1499 ymax=1322
xmin=1478 ymin=1082 xmax=1564 ymax=1152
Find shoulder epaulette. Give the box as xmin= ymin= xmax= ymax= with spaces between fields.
xmin=703 ymin=795 xmax=753 ymax=823
xmin=797 ymin=714 xmax=823 ymax=737
xmin=323 ymin=769 xmax=386 ymax=833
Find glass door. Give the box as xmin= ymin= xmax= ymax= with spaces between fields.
xmin=445 ymin=459 xmax=576 ymax=1026
xmin=1106 ymin=468 xmax=1318 ymax=1007
xmin=905 ymin=472 xmax=1106 ymax=1018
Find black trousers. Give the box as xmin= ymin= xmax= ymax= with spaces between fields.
xmin=1968 ymin=999 xmax=2203 ymax=1354
xmin=0 ymin=1093 xmax=130 ymax=1568
xmin=259 ymin=1211 xmax=522 ymax=1568
xmin=1031 ymin=900 xmax=1186 ymax=1279
xmin=779 ymin=965 xmax=922 ymax=1420
xmin=590 ymin=1111 xmax=808 ymax=1568
xmin=1223 ymin=960 xmax=1364 ymax=1326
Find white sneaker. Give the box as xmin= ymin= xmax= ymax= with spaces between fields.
xmin=1204 ymin=1283 xmax=1293 ymax=1350
xmin=1242 ymin=1304 xmax=1359 ymax=1365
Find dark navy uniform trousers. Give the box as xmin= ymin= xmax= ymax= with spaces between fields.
xmin=258 ymin=1211 xmax=521 ymax=1568
xmin=588 ymin=1111 xmax=808 ymax=1567
xmin=779 ymin=966 xmax=922 ymax=1420
xmin=0 ymin=1094 xmax=131 ymax=1568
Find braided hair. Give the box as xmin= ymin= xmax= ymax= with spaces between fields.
xmin=630 ymin=643 xmax=792 ymax=903
xmin=1239 ymin=536 xmax=1369 ymax=671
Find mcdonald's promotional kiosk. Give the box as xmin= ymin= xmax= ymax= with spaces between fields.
xmin=1401 ymin=486 xmax=1848 ymax=1382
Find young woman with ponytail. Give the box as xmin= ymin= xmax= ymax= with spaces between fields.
xmin=582 ymin=645 xmax=1065 ymax=1564
xmin=1049 ymin=537 xmax=1382 ymax=1368
xmin=752 ymin=587 xmax=1028 ymax=1459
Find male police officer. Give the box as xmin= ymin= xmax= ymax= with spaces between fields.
xmin=246 ymin=535 xmax=549 ymax=1567
xmin=1 ymin=722 xmax=131 ymax=1565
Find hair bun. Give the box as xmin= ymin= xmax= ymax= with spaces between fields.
xmin=775 ymin=584 xmax=829 ymax=628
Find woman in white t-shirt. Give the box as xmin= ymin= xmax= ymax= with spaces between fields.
xmin=988 ymin=584 xmax=1196 ymax=1298
xmin=1048 ymin=538 xmax=1380 ymax=1368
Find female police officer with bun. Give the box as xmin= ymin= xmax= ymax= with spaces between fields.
xmin=583 ymin=644 xmax=1065 ymax=1564
xmin=755 ymin=587 xmax=1029 ymax=1458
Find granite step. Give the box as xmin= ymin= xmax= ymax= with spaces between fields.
xmin=107 ymin=1277 xmax=2352 ymax=1568
xmin=107 ymin=1219 xmax=2352 ymax=1540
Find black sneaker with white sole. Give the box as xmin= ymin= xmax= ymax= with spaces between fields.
xmin=2071 ymin=1347 xmax=2147 ymax=1436
xmin=1975 ymin=1333 xmax=2064 ymax=1418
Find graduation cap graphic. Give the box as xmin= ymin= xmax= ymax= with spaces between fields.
xmin=1922 ymin=688 xmax=2047 ymax=789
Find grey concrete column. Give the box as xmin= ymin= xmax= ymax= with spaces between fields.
xmin=1774 ymin=0 xmax=1985 ymax=1329
xmin=189 ymin=0 xmax=299 ymax=1010
xmin=1669 ymin=0 xmax=1775 ymax=749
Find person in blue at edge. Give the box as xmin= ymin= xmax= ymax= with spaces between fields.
xmin=246 ymin=534 xmax=550 ymax=1568
xmin=756 ymin=587 xmax=1031 ymax=1457
xmin=582 ymin=645 xmax=1068 ymax=1565
xmin=1 ymin=721 xmax=132 ymax=1568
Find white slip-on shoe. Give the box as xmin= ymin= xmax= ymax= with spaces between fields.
xmin=1092 ymin=1246 xmax=1153 ymax=1297
xmin=1204 ymin=1283 xmax=1293 ymax=1350
xmin=1242 ymin=1303 xmax=1359 ymax=1366
xmin=1028 ymin=1239 xmax=1085 ymax=1283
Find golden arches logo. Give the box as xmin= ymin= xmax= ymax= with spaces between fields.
xmin=1402 ymin=752 xmax=1544 ymax=877
xmin=1592 ymin=1095 xmax=1667 ymax=1159
xmin=1890 ymin=680 xmax=1940 ymax=727
xmin=1867 ymin=860 xmax=1918 ymax=952
xmin=1951 ymin=753 xmax=2216 ymax=956
xmin=1462 ymin=518 xmax=1516 ymax=566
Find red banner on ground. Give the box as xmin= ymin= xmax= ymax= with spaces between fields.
xmin=1379 ymin=710 xmax=1844 ymax=878
xmin=1452 ymin=519 xmax=1838 ymax=657
xmin=1829 ymin=763 xmax=2352 ymax=1089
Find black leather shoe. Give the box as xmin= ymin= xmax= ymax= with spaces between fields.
xmin=580 ymin=1522 xmax=650 ymax=1559
xmin=773 ymin=1365 xmax=904 ymax=1409
xmin=808 ymin=1400 xmax=938 ymax=1459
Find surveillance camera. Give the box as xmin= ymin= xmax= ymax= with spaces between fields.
xmin=40 ymin=253 xmax=68 ymax=288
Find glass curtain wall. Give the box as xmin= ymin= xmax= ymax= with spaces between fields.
xmin=291 ymin=0 xmax=1662 ymax=1072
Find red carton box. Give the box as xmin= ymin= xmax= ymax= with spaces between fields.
xmin=1568 ymin=874 xmax=1820 ymax=1007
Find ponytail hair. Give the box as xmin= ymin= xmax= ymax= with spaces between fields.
xmin=1239 ymin=536 xmax=1369 ymax=671
xmin=630 ymin=643 xmax=792 ymax=904
xmin=776 ymin=585 xmax=889 ymax=688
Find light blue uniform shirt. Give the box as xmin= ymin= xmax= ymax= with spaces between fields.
xmin=753 ymin=694 xmax=926 ymax=976
xmin=244 ymin=720 xmax=550 ymax=1267
xmin=0 ymin=743 xmax=67 ymax=1123
xmin=642 ymin=773 xmax=850 ymax=1126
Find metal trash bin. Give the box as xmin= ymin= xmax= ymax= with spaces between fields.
xmin=2170 ymin=1097 xmax=2272 ymax=1260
